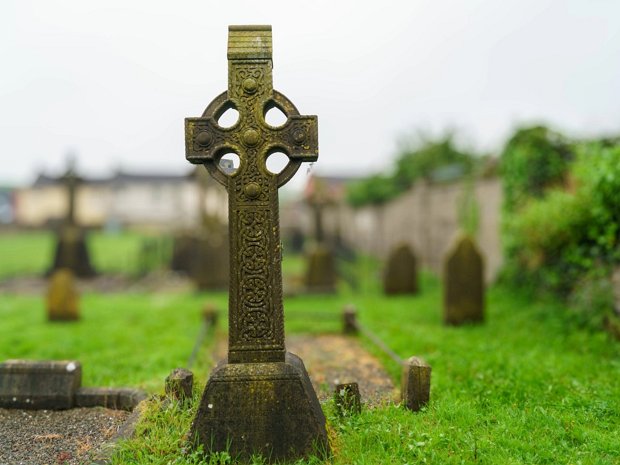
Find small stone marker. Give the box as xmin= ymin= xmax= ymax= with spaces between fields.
xmin=0 ymin=360 xmax=81 ymax=409
xmin=184 ymin=25 xmax=328 ymax=461
xmin=443 ymin=234 xmax=485 ymax=325
xmin=342 ymin=304 xmax=359 ymax=335
xmin=47 ymin=268 xmax=80 ymax=321
xmin=383 ymin=244 xmax=419 ymax=295
xmin=401 ymin=356 xmax=431 ymax=412
xmin=334 ymin=382 xmax=361 ymax=416
xmin=165 ymin=368 xmax=194 ymax=403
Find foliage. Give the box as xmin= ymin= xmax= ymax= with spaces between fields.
xmin=500 ymin=135 xmax=620 ymax=326
xmin=457 ymin=175 xmax=480 ymax=237
xmin=346 ymin=134 xmax=477 ymax=208
xmin=500 ymin=125 xmax=573 ymax=213
xmin=346 ymin=174 xmax=400 ymax=208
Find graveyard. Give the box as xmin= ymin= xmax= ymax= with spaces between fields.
xmin=0 ymin=230 xmax=618 ymax=463
xmin=2 ymin=6 xmax=620 ymax=465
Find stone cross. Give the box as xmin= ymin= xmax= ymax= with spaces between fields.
xmin=186 ymin=26 xmax=317 ymax=364
xmin=309 ymin=184 xmax=329 ymax=244
xmin=62 ymin=159 xmax=79 ymax=226
xmin=184 ymin=26 xmax=327 ymax=461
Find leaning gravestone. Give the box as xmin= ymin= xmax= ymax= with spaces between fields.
xmin=383 ymin=243 xmax=419 ymax=295
xmin=184 ymin=25 xmax=329 ymax=461
xmin=47 ymin=268 xmax=79 ymax=321
xmin=48 ymin=160 xmax=96 ymax=278
xmin=443 ymin=234 xmax=485 ymax=325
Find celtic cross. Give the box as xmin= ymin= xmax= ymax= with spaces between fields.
xmin=185 ymin=25 xmax=318 ymax=364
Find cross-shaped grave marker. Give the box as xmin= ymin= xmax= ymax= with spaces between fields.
xmin=48 ymin=157 xmax=96 ymax=278
xmin=184 ymin=25 xmax=329 ymax=461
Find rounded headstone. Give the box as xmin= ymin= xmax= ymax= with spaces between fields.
xmin=383 ymin=244 xmax=419 ymax=295
xmin=443 ymin=234 xmax=485 ymax=325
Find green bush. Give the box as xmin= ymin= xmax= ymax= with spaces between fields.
xmin=500 ymin=126 xmax=573 ymax=213
xmin=346 ymin=134 xmax=478 ymax=207
xmin=500 ymin=135 xmax=620 ymax=327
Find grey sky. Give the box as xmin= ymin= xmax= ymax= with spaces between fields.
xmin=1 ymin=0 xmax=619 ymax=190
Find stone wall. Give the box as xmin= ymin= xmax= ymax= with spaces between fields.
xmin=297 ymin=177 xmax=503 ymax=283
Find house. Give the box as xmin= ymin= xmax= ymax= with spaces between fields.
xmin=13 ymin=168 xmax=227 ymax=231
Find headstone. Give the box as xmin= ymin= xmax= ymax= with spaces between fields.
xmin=304 ymin=182 xmax=337 ymax=293
xmin=334 ymin=382 xmax=361 ymax=416
xmin=46 ymin=268 xmax=79 ymax=321
xmin=383 ymin=244 xmax=419 ymax=295
xmin=184 ymin=25 xmax=329 ymax=461
xmin=443 ymin=234 xmax=485 ymax=325
xmin=48 ymin=159 xmax=96 ymax=278
xmin=401 ymin=356 xmax=431 ymax=412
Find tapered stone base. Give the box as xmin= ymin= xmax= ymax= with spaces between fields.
xmin=190 ymin=352 xmax=330 ymax=462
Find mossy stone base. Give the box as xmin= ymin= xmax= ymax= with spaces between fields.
xmin=190 ymin=352 xmax=329 ymax=462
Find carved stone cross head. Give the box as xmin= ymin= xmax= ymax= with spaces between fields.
xmin=184 ymin=25 xmax=318 ymax=364
xmin=185 ymin=25 xmax=318 ymax=189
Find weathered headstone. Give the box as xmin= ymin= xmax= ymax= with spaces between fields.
xmin=46 ymin=268 xmax=79 ymax=321
xmin=443 ymin=234 xmax=485 ymax=325
xmin=184 ymin=25 xmax=329 ymax=461
xmin=383 ymin=243 xmax=419 ymax=295
xmin=304 ymin=181 xmax=337 ymax=293
xmin=48 ymin=160 xmax=96 ymax=278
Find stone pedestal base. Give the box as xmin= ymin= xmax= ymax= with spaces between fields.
xmin=190 ymin=352 xmax=329 ymax=462
xmin=49 ymin=226 xmax=96 ymax=278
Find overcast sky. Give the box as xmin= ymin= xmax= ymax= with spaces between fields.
xmin=1 ymin=0 xmax=619 ymax=190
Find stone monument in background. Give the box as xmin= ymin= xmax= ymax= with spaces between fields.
xmin=304 ymin=178 xmax=337 ymax=293
xmin=443 ymin=234 xmax=485 ymax=325
xmin=383 ymin=243 xmax=419 ymax=295
xmin=48 ymin=159 xmax=96 ymax=278
xmin=170 ymin=168 xmax=229 ymax=290
xmin=184 ymin=26 xmax=329 ymax=461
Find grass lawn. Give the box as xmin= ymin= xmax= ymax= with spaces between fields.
xmin=0 ymin=234 xmax=618 ymax=464
xmin=0 ymin=230 xmax=153 ymax=278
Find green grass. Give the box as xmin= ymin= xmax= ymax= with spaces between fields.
xmin=0 ymin=239 xmax=618 ymax=464
xmin=0 ymin=230 xmax=150 ymax=278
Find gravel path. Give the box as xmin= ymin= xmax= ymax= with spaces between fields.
xmin=0 ymin=407 xmax=130 ymax=465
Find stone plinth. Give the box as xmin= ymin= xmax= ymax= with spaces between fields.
xmin=190 ymin=352 xmax=328 ymax=461
xmin=49 ymin=226 xmax=96 ymax=278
